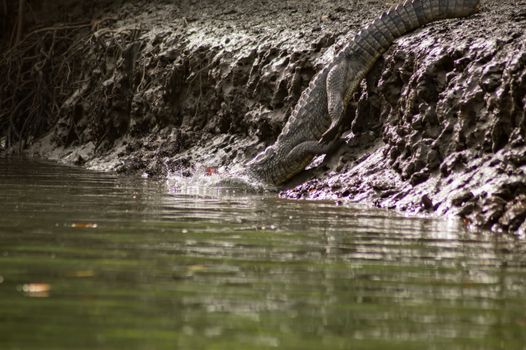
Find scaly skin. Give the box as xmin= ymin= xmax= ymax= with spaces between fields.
xmin=244 ymin=0 xmax=480 ymax=187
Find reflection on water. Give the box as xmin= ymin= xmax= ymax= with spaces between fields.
xmin=0 ymin=158 xmax=525 ymax=349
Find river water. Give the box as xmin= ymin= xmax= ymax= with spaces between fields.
xmin=1 ymin=158 xmax=525 ymax=349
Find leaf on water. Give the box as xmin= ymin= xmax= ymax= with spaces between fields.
xmin=20 ymin=283 xmax=51 ymax=298
xmin=71 ymin=223 xmax=98 ymax=228
xmin=187 ymin=265 xmax=208 ymax=273
xmin=69 ymin=270 xmax=95 ymax=278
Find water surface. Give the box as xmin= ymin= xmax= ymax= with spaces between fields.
xmin=1 ymin=158 xmax=525 ymax=349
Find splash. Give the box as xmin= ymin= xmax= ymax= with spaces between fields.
xmin=166 ymin=164 xmax=269 ymax=196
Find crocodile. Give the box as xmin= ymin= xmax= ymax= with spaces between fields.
xmin=239 ymin=0 xmax=480 ymax=188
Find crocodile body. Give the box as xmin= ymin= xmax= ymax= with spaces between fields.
xmin=244 ymin=0 xmax=480 ymax=187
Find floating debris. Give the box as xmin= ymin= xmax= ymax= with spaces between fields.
xmin=71 ymin=223 xmax=98 ymax=229
xmin=20 ymin=283 xmax=51 ymax=298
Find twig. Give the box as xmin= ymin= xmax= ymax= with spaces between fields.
xmin=24 ymin=0 xmax=38 ymax=26
xmin=22 ymin=16 xmax=118 ymax=39
xmin=193 ymin=70 xmax=203 ymax=119
xmin=26 ymin=22 xmax=93 ymax=36
xmin=9 ymin=12 xmax=16 ymax=47
xmin=15 ymin=0 xmax=24 ymax=44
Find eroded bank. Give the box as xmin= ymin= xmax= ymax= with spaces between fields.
xmin=1 ymin=0 xmax=525 ymax=232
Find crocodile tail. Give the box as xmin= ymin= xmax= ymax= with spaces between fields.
xmin=349 ymin=0 xmax=480 ymax=63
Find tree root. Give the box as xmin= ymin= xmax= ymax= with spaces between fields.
xmin=0 ymin=16 xmax=117 ymax=152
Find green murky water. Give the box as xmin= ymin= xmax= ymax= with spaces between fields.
xmin=1 ymin=158 xmax=525 ymax=350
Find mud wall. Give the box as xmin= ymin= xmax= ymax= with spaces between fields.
xmin=2 ymin=0 xmax=526 ymax=233
xmin=284 ymin=7 xmax=526 ymax=233
xmin=3 ymin=0 xmax=373 ymax=172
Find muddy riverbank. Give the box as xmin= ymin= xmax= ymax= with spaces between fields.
xmin=1 ymin=0 xmax=526 ymax=233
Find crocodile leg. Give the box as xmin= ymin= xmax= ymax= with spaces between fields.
xmin=287 ymin=139 xmax=338 ymax=158
xmin=320 ymin=59 xmax=351 ymax=144
xmin=283 ymin=139 xmax=341 ymax=174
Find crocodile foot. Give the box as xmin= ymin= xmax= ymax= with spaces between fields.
xmin=319 ymin=122 xmax=342 ymax=145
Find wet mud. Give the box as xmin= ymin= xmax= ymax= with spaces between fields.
xmin=282 ymin=1 xmax=526 ymax=234
xmin=2 ymin=0 xmax=526 ymax=233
